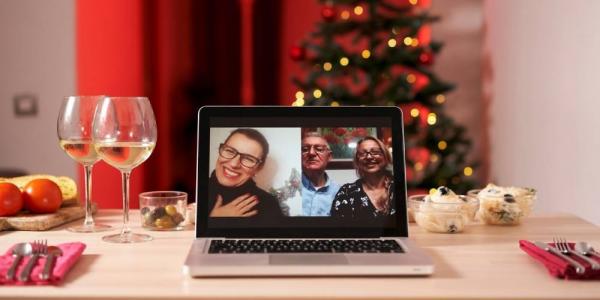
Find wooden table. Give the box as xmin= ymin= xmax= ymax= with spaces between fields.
xmin=1 ymin=211 xmax=599 ymax=300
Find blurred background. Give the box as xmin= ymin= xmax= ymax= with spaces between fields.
xmin=0 ymin=0 xmax=598 ymax=225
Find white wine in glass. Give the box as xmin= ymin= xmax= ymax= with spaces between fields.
xmin=93 ymin=96 xmax=157 ymax=243
xmin=57 ymin=96 xmax=112 ymax=232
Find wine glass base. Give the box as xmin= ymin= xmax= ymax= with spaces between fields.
xmin=102 ymin=232 xmax=153 ymax=243
xmin=67 ymin=223 xmax=113 ymax=233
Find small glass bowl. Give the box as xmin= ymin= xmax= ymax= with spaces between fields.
xmin=468 ymin=188 xmax=536 ymax=225
xmin=139 ymin=191 xmax=187 ymax=231
xmin=408 ymin=194 xmax=479 ymax=234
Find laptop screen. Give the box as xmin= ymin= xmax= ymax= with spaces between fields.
xmin=196 ymin=107 xmax=408 ymax=238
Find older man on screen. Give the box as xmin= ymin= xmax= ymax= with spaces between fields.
xmin=300 ymin=132 xmax=341 ymax=216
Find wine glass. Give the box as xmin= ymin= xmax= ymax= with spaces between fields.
xmin=92 ymin=96 xmax=157 ymax=243
xmin=57 ymin=95 xmax=112 ymax=233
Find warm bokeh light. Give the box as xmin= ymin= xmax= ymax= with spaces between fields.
xmin=409 ymin=0 xmax=419 ymax=5
xmin=313 ymin=89 xmax=322 ymax=98
xmin=430 ymin=154 xmax=439 ymax=163
xmin=410 ymin=38 xmax=419 ymax=47
xmin=406 ymin=74 xmax=416 ymax=83
xmin=339 ymin=57 xmax=349 ymax=66
xmin=463 ymin=167 xmax=473 ymax=176
xmin=410 ymin=108 xmax=420 ymax=117
xmin=414 ymin=162 xmax=424 ymax=171
xmin=387 ymin=38 xmax=397 ymax=48
xmin=438 ymin=140 xmax=447 ymax=150
xmin=403 ymin=37 xmax=413 ymax=46
xmin=429 ymin=188 xmax=436 ymax=195
xmin=427 ymin=112 xmax=437 ymax=125
xmin=341 ymin=10 xmax=350 ymax=20
xmin=330 ymin=101 xmax=340 ymax=106
xmin=354 ymin=6 xmax=364 ymax=15
xmin=295 ymin=91 xmax=304 ymax=100
xmin=436 ymin=94 xmax=446 ymax=104
xmin=323 ymin=62 xmax=333 ymax=71
xmin=361 ymin=49 xmax=371 ymax=59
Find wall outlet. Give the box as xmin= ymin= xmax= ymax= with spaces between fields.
xmin=13 ymin=93 xmax=38 ymax=117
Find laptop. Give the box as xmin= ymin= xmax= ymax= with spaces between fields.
xmin=183 ymin=106 xmax=434 ymax=276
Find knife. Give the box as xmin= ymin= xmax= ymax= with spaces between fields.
xmin=533 ymin=241 xmax=585 ymax=274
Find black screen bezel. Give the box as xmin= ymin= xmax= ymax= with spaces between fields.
xmin=195 ymin=106 xmax=408 ymax=238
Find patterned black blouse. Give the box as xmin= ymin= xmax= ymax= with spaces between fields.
xmin=330 ymin=179 xmax=395 ymax=218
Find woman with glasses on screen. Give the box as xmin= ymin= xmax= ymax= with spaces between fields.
xmin=208 ymin=128 xmax=283 ymax=220
xmin=331 ymin=136 xmax=395 ymax=218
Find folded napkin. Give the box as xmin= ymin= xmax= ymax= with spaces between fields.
xmin=520 ymin=240 xmax=600 ymax=280
xmin=0 ymin=242 xmax=86 ymax=285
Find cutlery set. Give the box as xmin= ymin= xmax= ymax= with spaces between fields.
xmin=5 ymin=240 xmax=62 ymax=282
xmin=533 ymin=238 xmax=600 ymax=274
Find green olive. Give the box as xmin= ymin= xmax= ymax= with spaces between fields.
xmin=165 ymin=205 xmax=178 ymax=216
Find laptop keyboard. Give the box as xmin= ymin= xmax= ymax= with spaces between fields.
xmin=208 ymin=239 xmax=404 ymax=254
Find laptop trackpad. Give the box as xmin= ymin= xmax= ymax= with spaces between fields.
xmin=269 ymin=255 xmax=348 ymax=265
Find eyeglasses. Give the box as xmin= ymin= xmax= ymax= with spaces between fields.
xmin=301 ymin=144 xmax=330 ymax=156
xmin=357 ymin=149 xmax=384 ymax=159
xmin=218 ymin=144 xmax=262 ymax=168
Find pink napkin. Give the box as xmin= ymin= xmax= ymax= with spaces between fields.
xmin=520 ymin=240 xmax=600 ymax=280
xmin=0 ymin=242 xmax=86 ymax=285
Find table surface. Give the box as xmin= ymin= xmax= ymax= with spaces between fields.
xmin=1 ymin=210 xmax=599 ymax=300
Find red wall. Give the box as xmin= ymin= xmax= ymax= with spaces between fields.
xmin=76 ymin=0 xmax=146 ymax=208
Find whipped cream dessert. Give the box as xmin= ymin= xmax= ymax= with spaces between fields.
xmin=475 ymin=183 xmax=535 ymax=225
xmin=413 ymin=186 xmax=477 ymax=234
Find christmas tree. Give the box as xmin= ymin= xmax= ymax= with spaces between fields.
xmin=290 ymin=0 xmax=478 ymax=193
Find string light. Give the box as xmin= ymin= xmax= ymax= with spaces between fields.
xmin=295 ymin=91 xmax=304 ymax=100
xmin=410 ymin=108 xmax=420 ymax=117
xmin=339 ymin=57 xmax=349 ymax=66
xmin=353 ymin=6 xmax=363 ymax=15
xmin=403 ymin=37 xmax=413 ymax=46
xmin=438 ymin=140 xmax=447 ymax=150
xmin=292 ymin=98 xmax=305 ymax=106
xmin=313 ymin=89 xmax=322 ymax=98
xmin=429 ymin=188 xmax=436 ymax=195
xmin=330 ymin=101 xmax=340 ymax=106
xmin=463 ymin=167 xmax=473 ymax=176
xmin=361 ymin=49 xmax=371 ymax=59
xmin=436 ymin=94 xmax=446 ymax=104
xmin=430 ymin=154 xmax=439 ymax=162
xmin=406 ymin=74 xmax=416 ymax=83
xmin=414 ymin=162 xmax=424 ymax=171
xmin=427 ymin=112 xmax=437 ymax=125
xmin=409 ymin=0 xmax=419 ymax=5
xmin=323 ymin=62 xmax=333 ymax=71
xmin=341 ymin=10 xmax=350 ymax=20
xmin=387 ymin=38 xmax=397 ymax=48
xmin=410 ymin=38 xmax=419 ymax=47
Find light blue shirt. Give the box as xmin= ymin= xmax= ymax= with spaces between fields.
xmin=301 ymin=173 xmax=340 ymax=216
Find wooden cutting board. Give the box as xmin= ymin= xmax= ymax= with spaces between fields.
xmin=0 ymin=202 xmax=96 ymax=231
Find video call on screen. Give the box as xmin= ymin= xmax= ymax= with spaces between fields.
xmin=205 ymin=117 xmax=400 ymax=228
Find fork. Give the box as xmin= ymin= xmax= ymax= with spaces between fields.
xmin=554 ymin=237 xmax=600 ymax=270
xmin=18 ymin=240 xmax=48 ymax=282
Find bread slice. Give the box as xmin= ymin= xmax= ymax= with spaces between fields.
xmin=0 ymin=174 xmax=78 ymax=205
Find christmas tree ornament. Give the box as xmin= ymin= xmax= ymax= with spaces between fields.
xmin=321 ymin=5 xmax=337 ymax=22
xmin=419 ymin=51 xmax=434 ymax=65
xmin=290 ymin=45 xmax=306 ymax=61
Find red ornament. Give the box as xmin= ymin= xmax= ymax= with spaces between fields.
xmin=419 ymin=51 xmax=434 ymax=65
xmin=321 ymin=5 xmax=337 ymax=22
xmin=290 ymin=46 xmax=306 ymax=61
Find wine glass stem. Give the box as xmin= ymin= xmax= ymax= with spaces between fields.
xmin=120 ymin=171 xmax=132 ymax=237
xmin=83 ymin=164 xmax=95 ymax=227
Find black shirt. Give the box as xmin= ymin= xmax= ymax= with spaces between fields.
xmin=330 ymin=179 xmax=396 ymax=218
xmin=208 ymin=172 xmax=284 ymax=223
